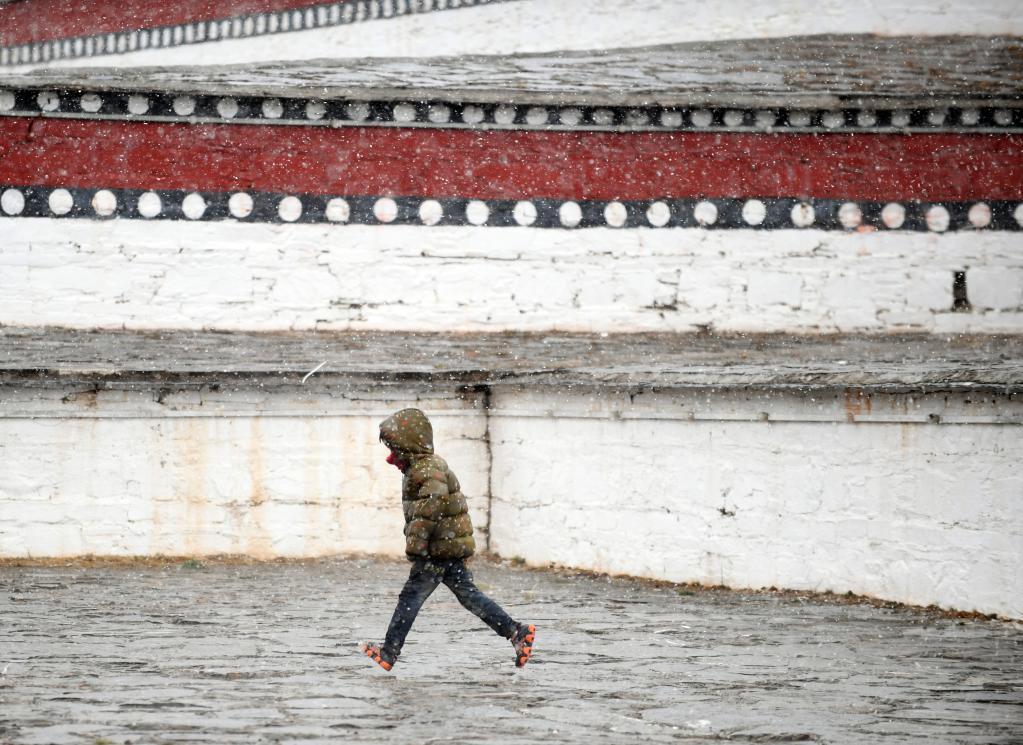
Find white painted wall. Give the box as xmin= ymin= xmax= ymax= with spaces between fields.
xmin=2 ymin=383 xmax=1020 ymax=618
xmin=6 ymin=0 xmax=1022 ymax=72
xmin=2 ymin=218 xmax=1021 ymax=333
xmin=487 ymin=388 xmax=1023 ymax=620
xmin=0 ymin=389 xmax=490 ymax=559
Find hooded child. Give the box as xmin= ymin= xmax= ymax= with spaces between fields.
xmin=361 ymin=408 xmax=536 ymax=671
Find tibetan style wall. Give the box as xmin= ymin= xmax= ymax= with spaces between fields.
xmin=2 ymin=376 xmax=1020 ymax=620
xmin=1 ymin=104 xmax=1021 ymax=333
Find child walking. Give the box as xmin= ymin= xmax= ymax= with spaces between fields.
xmin=361 ymin=408 xmax=536 ymax=671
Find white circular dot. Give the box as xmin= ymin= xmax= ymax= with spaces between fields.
xmin=925 ymin=205 xmax=950 ymax=233
xmin=80 ymin=93 xmax=102 ymax=113
xmin=345 ymin=102 xmax=370 ymax=121
xmin=461 ymin=105 xmax=485 ymax=125
xmin=791 ymin=202 xmax=816 ymax=228
xmin=91 ymin=189 xmax=116 ymax=217
xmin=494 ymin=105 xmax=516 ymax=125
xmin=373 ymin=197 xmax=398 ymax=223
xmin=513 ymin=201 xmax=537 ymax=226
xmin=525 ymin=107 xmax=549 ymax=126
xmin=788 ymin=110 xmax=811 ymax=127
xmin=927 ymin=108 xmax=947 ymax=126
xmin=48 ymin=188 xmax=74 ymax=215
xmin=960 ymin=109 xmax=980 ymax=126
xmin=182 ymin=193 xmax=206 ymax=220
xmin=278 ymin=196 xmax=302 ymax=222
xmin=428 ymin=104 xmax=451 ymax=124
xmin=466 ymin=200 xmax=490 ymax=226
xmin=822 ymin=111 xmax=844 ymax=129
xmin=228 ymin=192 xmax=253 ymax=219
xmin=591 ymin=108 xmax=614 ymax=126
xmin=1 ymin=188 xmax=25 ymax=216
xmin=1014 ymin=203 xmax=1023 ymax=228
xmin=603 ymin=201 xmax=628 ymax=228
xmin=691 ymin=109 xmax=713 ymax=127
xmin=881 ymin=202 xmax=906 ymax=229
xmin=838 ymin=202 xmax=863 ymax=229
xmin=856 ymin=110 xmax=877 ymax=127
xmin=693 ymin=201 xmax=718 ymax=226
xmin=659 ymin=110 xmax=682 ymax=128
xmin=262 ymin=99 xmax=284 ymax=119
xmin=968 ymin=202 xmax=991 ymax=229
xmin=891 ymin=110 xmax=911 ymax=127
xmin=37 ymin=91 xmax=60 ymax=112
xmin=0 ymin=90 xmax=14 ymax=112
xmin=723 ymin=110 xmax=744 ymax=127
xmin=755 ymin=110 xmax=776 ymax=128
xmin=137 ymin=191 xmax=162 ymax=219
xmin=325 ymin=198 xmax=350 ymax=223
xmin=217 ymin=97 xmax=239 ymax=119
xmin=558 ymin=108 xmax=582 ymax=126
xmin=305 ymin=101 xmax=326 ymax=120
xmin=994 ymin=109 xmax=1013 ymax=126
xmin=173 ymin=96 xmax=196 ymax=116
xmin=646 ymin=201 xmax=671 ymax=227
xmin=741 ymin=199 xmax=766 ymax=226
xmin=559 ymin=201 xmax=582 ymax=228
xmin=392 ymin=103 xmax=416 ymax=123
xmin=625 ymin=109 xmax=648 ymax=126
xmin=418 ymin=199 xmax=443 ymax=225
xmin=127 ymin=95 xmax=149 ymax=115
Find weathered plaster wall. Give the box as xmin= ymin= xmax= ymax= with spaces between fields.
xmin=7 ymin=0 xmax=1022 ymax=72
xmin=487 ymin=387 xmax=1023 ymax=620
xmin=2 ymin=382 xmax=1020 ymax=618
xmin=2 ymin=219 xmax=1021 ymax=333
xmin=0 ymin=387 xmax=490 ymax=559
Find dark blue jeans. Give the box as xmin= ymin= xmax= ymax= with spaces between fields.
xmin=382 ymin=558 xmax=518 ymax=659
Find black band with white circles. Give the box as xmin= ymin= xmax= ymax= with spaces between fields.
xmin=2 ymin=186 xmax=1021 ymax=231
xmin=1 ymin=87 xmax=1020 ymax=133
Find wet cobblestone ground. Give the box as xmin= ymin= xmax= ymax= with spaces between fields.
xmin=1 ymin=558 xmax=1021 ymax=745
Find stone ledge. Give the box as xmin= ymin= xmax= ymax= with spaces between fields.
xmin=1 ymin=326 xmax=1020 ymax=393
xmin=6 ymin=35 xmax=1022 ymax=109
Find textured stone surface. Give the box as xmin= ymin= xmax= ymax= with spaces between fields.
xmin=1 ymin=222 xmax=1022 ymax=335
xmin=0 ymin=558 xmax=1021 ymax=745
xmin=7 ymin=0 xmax=1023 ymax=75
xmin=7 ymin=34 xmax=1023 ymax=107
xmin=2 ymin=325 xmax=1021 ymax=391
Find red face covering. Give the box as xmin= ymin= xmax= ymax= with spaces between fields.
xmin=386 ymin=450 xmax=408 ymax=472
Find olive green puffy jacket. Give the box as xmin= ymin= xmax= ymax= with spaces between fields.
xmin=379 ymin=408 xmax=476 ymax=561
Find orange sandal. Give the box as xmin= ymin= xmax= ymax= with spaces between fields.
xmin=511 ymin=624 xmax=536 ymax=668
xmin=360 ymin=642 xmax=395 ymax=671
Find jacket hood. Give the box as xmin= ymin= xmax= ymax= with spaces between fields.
xmin=379 ymin=408 xmax=434 ymax=456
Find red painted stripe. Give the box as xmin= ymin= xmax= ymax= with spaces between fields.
xmin=0 ymin=118 xmax=1020 ymax=201
xmin=0 ymin=0 xmax=332 ymax=47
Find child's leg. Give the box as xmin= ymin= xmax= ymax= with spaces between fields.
xmin=380 ymin=559 xmax=443 ymax=660
xmin=442 ymin=560 xmax=519 ymax=639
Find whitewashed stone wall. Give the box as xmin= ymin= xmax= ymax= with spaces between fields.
xmin=2 ymin=219 xmax=1021 ymax=333
xmin=7 ymin=0 xmax=1022 ymax=72
xmin=0 ymin=386 xmax=490 ymax=559
xmin=2 ymin=381 xmax=1020 ymax=618
xmin=487 ymin=387 xmax=1023 ymax=620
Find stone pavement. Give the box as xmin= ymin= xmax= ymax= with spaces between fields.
xmin=1 ymin=557 xmax=1020 ymax=744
